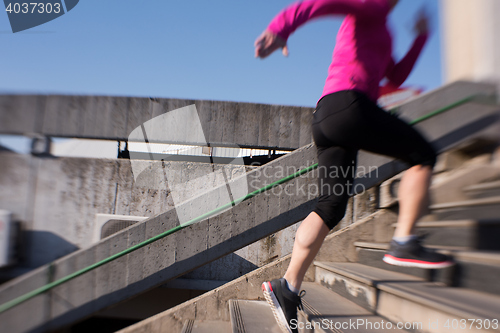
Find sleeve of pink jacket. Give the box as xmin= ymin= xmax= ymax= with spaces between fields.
xmin=385 ymin=34 xmax=429 ymax=87
xmin=267 ymin=0 xmax=388 ymax=40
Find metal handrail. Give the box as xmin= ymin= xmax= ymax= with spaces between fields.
xmin=0 ymin=94 xmax=491 ymax=314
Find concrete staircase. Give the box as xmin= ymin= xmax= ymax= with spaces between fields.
xmin=0 ymin=81 xmax=499 ymax=333
xmin=311 ymin=177 xmax=500 ymax=333
xmin=173 ymin=164 xmax=500 ymax=333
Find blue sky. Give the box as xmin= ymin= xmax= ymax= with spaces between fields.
xmin=1 ymin=0 xmax=442 ymax=108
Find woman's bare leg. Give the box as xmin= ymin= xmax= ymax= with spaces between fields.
xmin=283 ymin=212 xmax=330 ymax=290
xmin=393 ymin=164 xmax=432 ymax=238
xmin=282 ymin=164 xmax=433 ymax=291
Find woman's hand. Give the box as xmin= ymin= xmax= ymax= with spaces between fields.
xmin=254 ymin=29 xmax=289 ymax=59
xmin=414 ymin=10 xmax=430 ymax=36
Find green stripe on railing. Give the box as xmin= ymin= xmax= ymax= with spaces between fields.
xmin=408 ymin=96 xmax=476 ymax=125
xmin=0 ymin=94 xmax=488 ymax=314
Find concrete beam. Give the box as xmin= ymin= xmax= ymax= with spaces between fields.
xmin=1 ymin=81 xmax=494 ymax=150
xmin=0 ymin=95 xmax=313 ymax=150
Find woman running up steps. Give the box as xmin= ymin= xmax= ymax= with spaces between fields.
xmin=254 ymin=1 xmax=454 ymax=332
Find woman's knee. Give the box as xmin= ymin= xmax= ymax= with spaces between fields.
xmin=295 ymin=212 xmax=330 ymax=248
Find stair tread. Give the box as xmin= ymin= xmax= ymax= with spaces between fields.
xmin=353 ymin=242 xmax=469 ymax=252
xmin=301 ymin=282 xmax=409 ymax=333
xmin=314 ymin=262 xmax=500 ymax=320
xmin=464 ymin=180 xmax=500 ymax=192
xmin=230 ymin=300 xmax=281 ymax=333
xmin=314 ymin=262 xmax=423 ymax=286
xmin=451 ymin=250 xmax=500 ymax=266
xmin=389 ymin=219 xmax=500 ymax=228
xmin=183 ymin=320 xmax=231 ymax=333
xmin=354 ymin=242 xmax=390 ymax=250
xmin=380 ymin=281 xmax=500 ymax=321
xmin=353 ymin=242 xmax=500 ymax=265
xmin=430 ymin=196 xmax=500 ymax=210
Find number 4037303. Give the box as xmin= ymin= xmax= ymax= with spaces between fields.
xmin=6 ymin=2 xmax=62 ymax=14
xmin=444 ymin=319 xmax=498 ymax=330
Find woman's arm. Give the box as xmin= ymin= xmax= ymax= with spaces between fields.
xmin=255 ymin=0 xmax=387 ymax=58
xmin=385 ymin=34 xmax=428 ymax=87
xmin=385 ymin=11 xmax=430 ymax=87
xmin=268 ymin=0 xmax=388 ymax=41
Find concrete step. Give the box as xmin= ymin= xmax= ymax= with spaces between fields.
xmin=354 ymin=242 xmax=456 ymax=282
xmin=181 ymin=319 xmax=231 ymax=333
xmin=300 ymin=282 xmax=409 ymax=333
xmin=431 ymin=196 xmax=500 ymax=209
xmin=355 ymin=242 xmax=500 ymax=295
xmin=428 ymin=196 xmax=500 ymax=220
xmin=389 ymin=219 xmax=500 ymax=250
xmin=464 ymin=180 xmax=500 ymax=199
xmin=314 ymin=262 xmax=500 ymax=333
xmin=314 ymin=261 xmax=422 ymax=311
xmin=228 ymin=284 xmax=411 ymax=333
xmin=229 ymin=300 xmax=281 ymax=333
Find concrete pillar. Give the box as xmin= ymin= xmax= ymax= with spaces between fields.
xmin=441 ymin=0 xmax=500 ymax=86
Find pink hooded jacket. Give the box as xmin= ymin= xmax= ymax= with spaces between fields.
xmin=267 ymin=0 xmax=428 ymax=102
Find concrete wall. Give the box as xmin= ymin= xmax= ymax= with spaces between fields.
xmin=0 ymin=95 xmax=313 ymax=150
xmin=442 ymin=0 xmax=500 ymax=85
xmin=0 ymin=153 xmax=250 ymax=268
xmin=0 ymin=150 xmax=304 ymax=285
xmin=0 ymin=143 xmax=319 ymax=333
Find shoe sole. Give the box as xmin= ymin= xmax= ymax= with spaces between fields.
xmin=383 ymin=254 xmax=455 ymax=269
xmin=261 ymin=281 xmax=292 ymax=333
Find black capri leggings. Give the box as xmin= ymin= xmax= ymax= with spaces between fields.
xmin=311 ymin=90 xmax=437 ymax=230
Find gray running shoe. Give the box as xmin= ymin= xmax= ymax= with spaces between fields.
xmin=261 ymin=278 xmax=305 ymax=333
xmin=383 ymin=237 xmax=454 ymax=269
